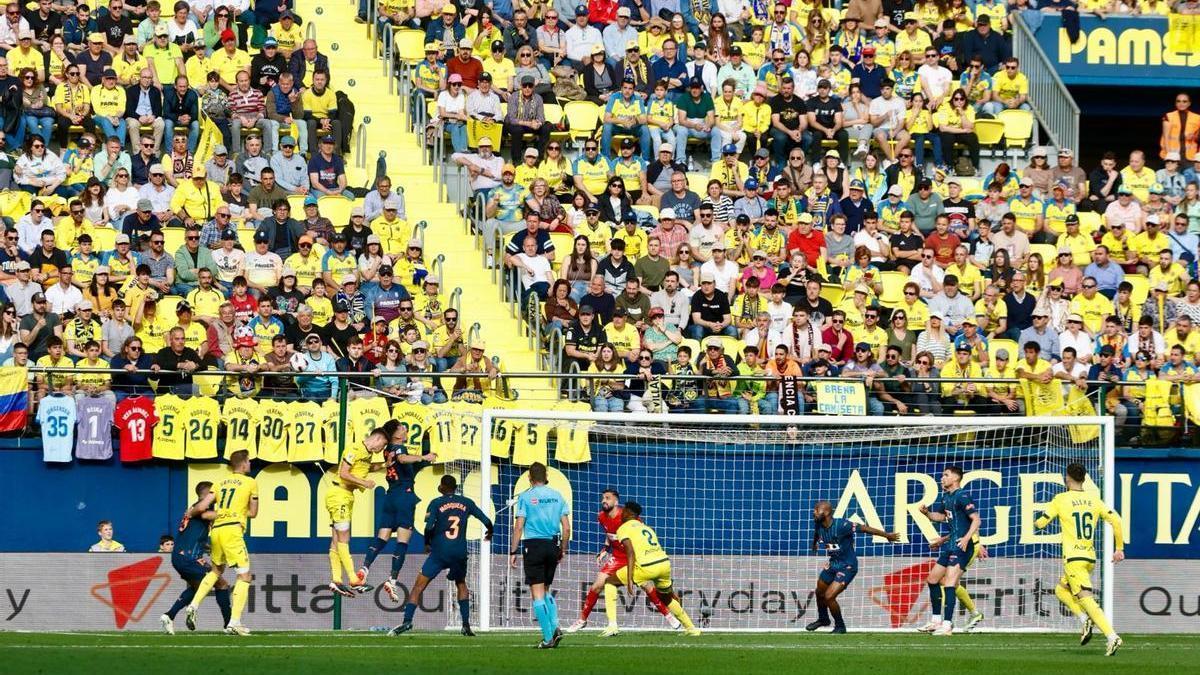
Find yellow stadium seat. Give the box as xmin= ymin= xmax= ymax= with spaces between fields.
xmin=820 ymin=283 xmax=844 ymax=306
xmin=237 ymin=227 xmax=257 ymax=251
xmin=563 ymin=100 xmax=600 ymax=145
xmin=548 ymin=231 xmax=575 ymax=270
xmin=1127 ymin=273 xmax=1149 ymax=306
xmin=162 ymin=227 xmax=185 ymax=253
xmin=90 ymin=226 xmax=116 ymax=252
xmin=687 ymin=172 xmax=709 ymax=195
xmin=716 ymin=335 xmax=745 ymax=359
xmin=957 ymin=176 xmax=982 ymax=198
xmin=974 ymin=119 xmax=1004 ymax=147
xmin=288 ymin=194 xmax=308 ymax=214
xmin=1028 ymin=243 xmax=1058 ymax=269
xmin=679 ymin=338 xmax=703 ymax=364
xmin=544 ymin=103 xmax=569 ymax=145
xmin=318 ymin=195 xmax=355 ymax=225
xmin=879 ymin=271 xmax=907 ymax=306
xmin=158 ymin=294 xmax=183 ymax=317
xmin=393 ymin=28 xmax=426 ymax=65
xmin=988 ymin=338 xmax=1018 ymax=365
xmin=195 ymin=371 xmax=223 ymax=397
xmin=1077 ymin=210 xmax=1101 ymax=235
xmin=997 ymin=109 xmax=1034 ymax=149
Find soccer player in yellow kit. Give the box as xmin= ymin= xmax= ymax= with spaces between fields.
xmin=325 ymin=426 xmax=387 ymax=596
xmin=185 ymin=450 xmax=258 ymax=636
xmin=1035 ymin=462 xmax=1126 ymax=656
xmin=611 ymin=501 xmax=701 ymax=636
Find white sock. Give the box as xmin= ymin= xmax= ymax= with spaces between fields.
xmin=1077 ymin=612 xmax=1088 ymax=624
xmin=931 ymin=613 xmax=940 ymax=623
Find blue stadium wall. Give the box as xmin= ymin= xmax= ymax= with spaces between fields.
xmin=1035 ymin=14 xmax=1200 ymax=88
xmin=2 ymin=439 xmax=1197 ymax=561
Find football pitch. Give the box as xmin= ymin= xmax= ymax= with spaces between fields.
xmin=2 ymin=631 xmax=1195 ymax=674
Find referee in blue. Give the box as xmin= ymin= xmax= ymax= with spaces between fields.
xmin=509 ymin=462 xmax=572 ymax=649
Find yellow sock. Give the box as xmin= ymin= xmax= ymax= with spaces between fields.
xmin=329 ymin=549 xmax=342 ymax=583
xmin=231 ymin=579 xmax=250 ymax=623
xmin=955 ymin=585 xmax=976 ymax=614
xmin=667 ymin=599 xmax=695 ymax=630
xmin=1055 ymin=585 xmax=1086 ymax=621
xmin=190 ymin=571 xmax=220 ymax=608
xmin=336 ymin=542 xmax=357 ymax=582
xmin=1079 ymin=596 xmax=1116 ymax=639
xmin=603 ymin=584 xmax=618 ymax=627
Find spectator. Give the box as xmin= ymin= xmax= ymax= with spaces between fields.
xmin=89 ymin=519 xmax=125 ymax=552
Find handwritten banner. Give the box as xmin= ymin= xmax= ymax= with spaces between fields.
xmin=815 ymin=381 xmax=866 ymax=416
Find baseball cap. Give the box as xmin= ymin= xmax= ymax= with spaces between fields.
xmin=304 ymin=194 xmax=319 ymax=206
xmin=477 ymin=136 xmax=493 ymax=147
xmin=658 ymin=143 xmax=674 ymax=154
xmin=722 ymin=143 xmax=738 ymax=155
xmin=744 ymin=179 xmax=759 ymax=191
xmin=149 ymin=163 xmax=165 ymax=175
xmin=699 ymin=271 xmax=716 ymax=283
xmin=253 ymin=230 xmax=270 ymax=243
xmin=76 ymin=300 xmax=93 ymax=311
xmin=263 ymin=37 xmax=278 ymax=48
xmin=575 ymin=4 xmax=588 ymax=16
xmin=887 ymin=185 xmax=904 ymax=197
xmin=121 ymin=34 xmax=136 ymax=45
xmin=447 ymin=73 xmax=463 ymax=84
xmin=220 ymin=28 xmax=236 ymax=43
xmin=175 ymin=301 xmax=192 ymax=314
xmin=729 ymin=45 xmax=742 ymax=56
xmin=154 ymin=25 xmax=169 ymax=37
xmin=855 ymin=342 xmax=871 ymax=352
xmin=659 ymin=207 xmax=676 ymax=219
xmin=849 ymin=179 xmax=865 ymax=191
xmin=298 ymin=234 xmax=314 ymax=246
xmin=221 ymin=228 xmax=237 ymax=240
xmin=136 ymin=199 xmax=152 ymax=212
xmin=115 ymin=234 xmax=131 ymax=245
xmin=501 ymin=163 xmax=516 ymax=175
xmin=458 ymin=37 xmax=472 ymax=49
xmin=578 ymin=304 xmax=594 ymax=314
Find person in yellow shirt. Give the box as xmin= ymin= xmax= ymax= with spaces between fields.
xmin=143 ymin=26 xmax=185 ymax=86
xmin=603 ymin=309 xmax=641 ymax=361
xmin=7 ymin=32 xmax=43 ymax=81
xmin=271 ymin=11 xmax=305 ymax=58
xmin=170 ymin=166 xmax=223 ymax=226
xmin=973 ymin=284 xmax=1008 ymax=338
xmin=939 ymin=344 xmax=986 ymax=412
xmin=985 ymin=348 xmax=1023 ymax=414
xmin=209 ymin=29 xmax=251 ymax=91
xmin=1069 ymin=281 xmax=1115 ymax=334
xmin=1130 ymin=218 xmax=1171 ymax=267
xmin=611 ymin=216 xmax=648 ymax=261
xmin=90 ymin=69 xmax=127 ymax=141
xmin=481 ymin=41 xmax=515 ymax=94
xmin=1119 ymin=150 xmax=1156 ymax=204
xmin=986 ymin=58 xmax=1029 ymax=116
xmin=1033 ymin=462 xmax=1126 ymax=656
xmin=946 ymin=245 xmax=984 ymax=299
xmin=740 ymin=86 xmax=772 ymax=155
xmin=184 ymin=450 xmax=258 ymax=636
xmin=1147 ymin=249 xmax=1190 ymax=296
xmin=1056 ymin=215 xmax=1096 ymax=267
xmin=896 ymin=14 xmax=933 ymax=59
xmin=114 ymin=35 xmax=150 ymax=86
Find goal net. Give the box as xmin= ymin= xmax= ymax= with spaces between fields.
xmin=469 ymin=412 xmax=1114 ymax=633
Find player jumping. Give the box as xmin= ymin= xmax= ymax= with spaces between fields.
xmin=609 ymin=501 xmax=701 ymax=636
xmin=160 ymin=481 xmax=231 ymax=634
xmin=184 ymin=450 xmax=258 ymax=636
xmin=389 ymin=474 xmax=494 ymax=636
xmin=918 ymin=465 xmax=981 ymax=636
xmin=805 ymin=500 xmax=900 ymax=633
xmin=324 ymin=426 xmax=387 ymax=597
xmin=566 ymin=489 xmax=681 ymax=636
xmin=359 ymin=420 xmax=437 ymax=602
xmin=1034 ymin=462 xmax=1126 ymax=656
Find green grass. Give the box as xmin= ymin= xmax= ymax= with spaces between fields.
xmin=2 ymin=631 xmax=1195 ymax=674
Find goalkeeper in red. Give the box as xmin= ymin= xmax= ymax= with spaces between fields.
xmin=805 ymin=500 xmax=900 ymax=633
xmin=566 ymin=489 xmax=680 ymax=636
xmin=1035 ymin=462 xmax=1126 ymax=656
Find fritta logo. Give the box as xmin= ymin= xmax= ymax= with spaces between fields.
xmin=868 ymin=560 xmax=936 ymax=628
xmin=89 ymin=557 xmax=172 ymax=629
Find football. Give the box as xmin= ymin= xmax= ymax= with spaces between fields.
xmin=289 ymin=352 xmax=308 ymax=371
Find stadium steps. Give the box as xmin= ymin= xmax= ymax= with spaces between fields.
xmin=298 ymin=0 xmax=552 ymax=402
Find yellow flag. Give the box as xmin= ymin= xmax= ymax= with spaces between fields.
xmin=1167 ymin=13 xmax=1200 ymax=53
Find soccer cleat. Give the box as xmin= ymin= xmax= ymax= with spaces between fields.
xmin=357 ymin=567 xmax=368 ymax=584
xmin=329 ymin=582 xmax=356 ymax=597
xmin=1080 ymin=618 xmax=1095 ymax=646
xmin=383 ymin=579 xmax=400 ymax=603
xmin=965 ymin=612 xmax=985 ymax=632
xmin=224 ymin=623 xmax=251 ymax=637
xmin=388 ymin=622 xmax=414 ymax=636
xmin=461 ymin=625 xmax=476 ymax=637
xmin=536 ymin=640 xmax=555 ymax=649
xmin=565 ymin=619 xmax=587 ymax=633
xmin=665 ymin=613 xmax=682 ymax=630
xmin=931 ymin=623 xmax=954 ymax=637
xmin=683 ymin=627 xmax=702 ymax=637
xmin=1105 ymin=636 xmax=1122 ymax=656
xmin=184 ymin=606 xmax=197 ymax=632
xmin=917 ymin=620 xmax=940 ymax=633
xmin=549 ymin=628 xmax=563 ymax=648
xmin=805 ymin=619 xmax=831 ymax=632
xmin=350 ymin=583 xmax=374 ymax=594
xmin=600 ymin=625 xmax=620 ymax=637
xmin=831 ymin=625 xmax=847 ymax=634
xmin=159 ymin=614 xmax=175 ymax=635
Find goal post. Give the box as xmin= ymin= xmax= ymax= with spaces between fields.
xmin=476 ymin=412 xmax=1115 ymax=633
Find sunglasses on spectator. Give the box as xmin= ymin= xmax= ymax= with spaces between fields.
xmin=1082 ymin=284 xmax=1097 ymax=289
xmin=186 ymin=235 xmax=199 ymax=241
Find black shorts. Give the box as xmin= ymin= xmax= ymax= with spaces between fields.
xmin=522 ymin=538 xmax=560 ymax=586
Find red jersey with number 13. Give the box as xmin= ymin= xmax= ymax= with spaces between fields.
xmin=599 ymin=507 xmax=626 ymax=562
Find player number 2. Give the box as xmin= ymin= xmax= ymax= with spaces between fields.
xmin=641 ymin=529 xmax=658 ymax=547
xmin=446 ymin=515 xmax=461 ymax=539
xmin=1073 ymin=511 xmax=1095 ymax=539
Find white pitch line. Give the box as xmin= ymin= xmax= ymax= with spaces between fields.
xmin=4 ymin=643 xmax=1199 ymax=651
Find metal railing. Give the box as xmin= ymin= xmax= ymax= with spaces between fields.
xmin=1012 ymin=14 xmax=1080 ymax=155
xmin=354 ymin=121 xmax=368 ymax=168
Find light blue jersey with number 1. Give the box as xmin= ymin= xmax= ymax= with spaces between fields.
xmin=38 ymin=394 xmax=77 ymax=463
